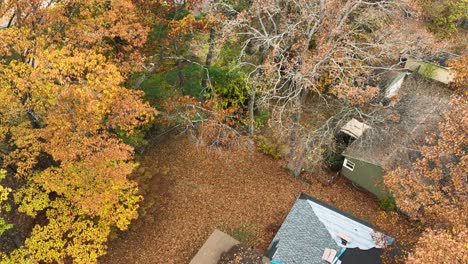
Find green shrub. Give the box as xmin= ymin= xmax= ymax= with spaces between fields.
xmin=178 ymin=64 xmax=205 ymax=97
xmin=231 ymin=223 xmax=256 ymax=244
xmin=140 ymin=64 xmax=250 ymax=109
xmin=419 ymin=63 xmax=438 ymax=79
xmin=207 ymin=66 xmax=250 ymax=108
xmin=254 ymin=109 xmax=270 ymax=130
xmin=140 ymin=64 xmax=205 ymax=102
xmin=223 ymin=0 xmax=252 ymax=12
xmin=256 ymin=135 xmax=281 ymax=159
xmin=379 ymin=196 xmax=397 ymax=212
xmin=139 ymin=72 xmax=178 ymax=104
xmin=115 ymin=122 xmax=155 ymax=151
xmin=217 ymin=41 xmax=243 ymax=68
xmin=323 ymin=149 xmax=345 ymax=171
xmin=0 ymin=218 xmax=13 ymax=237
xmin=422 ymin=0 xmax=468 ymax=37
xmin=116 ymin=129 xmax=148 ymax=150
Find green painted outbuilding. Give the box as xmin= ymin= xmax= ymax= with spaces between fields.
xmin=341 ymin=156 xmax=387 ymax=199
xmin=340 ymin=74 xmax=451 ymax=199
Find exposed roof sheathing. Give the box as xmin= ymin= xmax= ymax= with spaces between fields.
xmin=307 ymin=200 xmax=386 ymax=250
xmin=266 ymin=197 xmax=340 ymax=263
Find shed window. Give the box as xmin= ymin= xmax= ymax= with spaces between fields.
xmin=343 ymin=159 xmax=355 ymax=171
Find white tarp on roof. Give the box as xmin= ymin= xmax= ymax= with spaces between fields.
xmin=307 ymin=200 xmax=387 ymax=250
xmin=340 ymin=119 xmax=370 ymax=139
xmin=385 ymin=72 xmax=407 ymax=98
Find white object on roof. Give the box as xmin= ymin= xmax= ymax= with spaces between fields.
xmin=337 ymin=233 xmax=352 ymax=245
xmin=308 ymin=200 xmax=386 ymax=250
xmin=340 ymin=119 xmax=371 ymax=139
xmin=322 ymin=248 xmax=337 ymax=263
xmin=385 ymin=72 xmax=408 ymax=99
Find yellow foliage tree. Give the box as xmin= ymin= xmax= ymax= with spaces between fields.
xmin=0 ymin=1 xmax=156 ymax=263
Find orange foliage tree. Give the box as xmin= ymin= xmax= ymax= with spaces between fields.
xmin=129 ymin=0 xmax=210 ymax=89
xmin=0 ymin=1 xmax=156 ymax=263
xmin=0 ymin=0 xmax=149 ymax=74
xmin=384 ymin=97 xmax=468 ymax=263
xmin=448 ymin=54 xmax=468 ymax=95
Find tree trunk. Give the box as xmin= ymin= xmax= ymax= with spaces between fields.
xmin=174 ymin=43 xmax=184 ymax=87
xmin=201 ymin=27 xmax=215 ymax=91
xmin=7 ymin=13 xmax=15 ymax=28
xmin=287 ymin=89 xmax=307 ymax=176
xmin=132 ymin=46 xmax=164 ymax=89
xmin=248 ymin=84 xmax=256 ymax=136
xmin=248 ymin=50 xmax=267 ymax=137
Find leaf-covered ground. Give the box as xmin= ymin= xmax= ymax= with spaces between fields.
xmin=100 ymin=135 xmax=419 ymax=264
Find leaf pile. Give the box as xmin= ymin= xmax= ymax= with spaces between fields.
xmin=101 ymin=134 xmax=420 ymax=264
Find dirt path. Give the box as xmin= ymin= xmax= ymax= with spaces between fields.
xmin=100 ymin=135 xmax=417 ymax=264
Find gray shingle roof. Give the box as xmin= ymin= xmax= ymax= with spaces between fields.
xmin=266 ymin=193 xmax=391 ymax=264
xmin=266 ymin=197 xmax=340 ymax=264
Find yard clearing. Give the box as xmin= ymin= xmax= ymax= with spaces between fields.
xmin=100 ymin=134 xmax=418 ymax=264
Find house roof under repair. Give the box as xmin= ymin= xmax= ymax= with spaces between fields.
xmin=343 ymin=74 xmax=451 ymax=168
xmin=266 ymin=193 xmax=393 ymax=264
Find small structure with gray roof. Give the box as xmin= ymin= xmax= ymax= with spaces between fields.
xmin=266 ymin=193 xmax=393 ymax=264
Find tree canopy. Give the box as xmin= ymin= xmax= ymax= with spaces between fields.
xmin=0 ymin=1 xmax=155 ymax=262
xmin=385 ymin=97 xmax=468 ymax=263
xmin=0 ymin=0 xmax=466 ymax=263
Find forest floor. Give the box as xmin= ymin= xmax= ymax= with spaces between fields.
xmin=100 ymin=134 xmax=420 ymax=264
